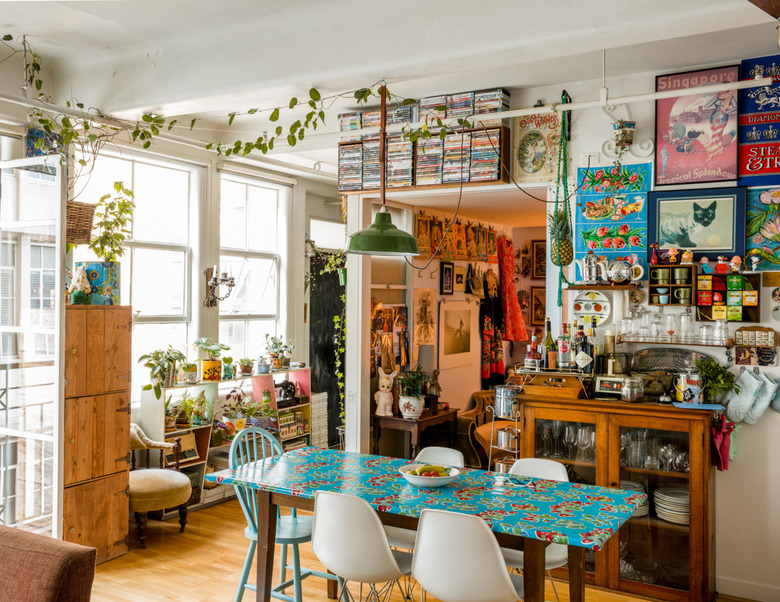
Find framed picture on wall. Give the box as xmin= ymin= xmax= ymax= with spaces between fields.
xmin=440 ymin=261 xmax=454 ymax=295
xmin=438 ymin=301 xmax=478 ymax=369
xmin=453 ymin=266 xmax=467 ymax=292
xmin=531 ymin=240 xmax=546 ymax=279
xmin=647 ymin=187 xmax=746 ymax=262
xmin=415 ymin=213 xmax=432 ymax=260
xmin=530 ymin=286 xmax=546 ymax=326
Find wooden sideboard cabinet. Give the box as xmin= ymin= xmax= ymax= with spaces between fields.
xmin=516 ymin=396 xmax=714 ymax=602
xmin=62 ymin=306 xmax=132 ymax=564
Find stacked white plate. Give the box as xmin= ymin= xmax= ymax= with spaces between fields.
xmin=654 ymin=487 xmax=690 ymax=525
xmin=621 ymin=480 xmax=648 ymax=517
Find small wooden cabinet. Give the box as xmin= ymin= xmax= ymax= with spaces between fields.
xmin=63 ymin=306 xmax=132 ymax=564
xmin=517 ymin=396 xmax=714 ymax=602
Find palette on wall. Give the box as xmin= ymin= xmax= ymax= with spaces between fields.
xmin=655 ymin=66 xmax=739 ymax=186
xmin=574 ymin=162 xmax=651 ymax=277
xmin=739 ymin=54 xmax=780 ymax=186
xmin=746 ymin=186 xmax=780 ymax=269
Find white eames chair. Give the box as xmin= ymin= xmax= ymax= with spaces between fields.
xmin=412 ymin=508 xmax=524 ymax=602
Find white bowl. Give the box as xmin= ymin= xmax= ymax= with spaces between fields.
xmin=399 ymin=464 xmax=460 ymax=487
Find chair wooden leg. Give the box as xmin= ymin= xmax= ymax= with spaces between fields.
xmin=178 ymin=504 xmax=188 ymax=533
xmin=134 ymin=512 xmax=148 ymax=548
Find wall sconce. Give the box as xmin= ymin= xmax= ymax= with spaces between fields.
xmin=204 ymin=265 xmax=236 ymax=307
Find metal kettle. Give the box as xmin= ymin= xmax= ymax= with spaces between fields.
xmin=575 ymin=251 xmax=608 ymax=285
xmin=607 ymin=257 xmax=644 ymax=284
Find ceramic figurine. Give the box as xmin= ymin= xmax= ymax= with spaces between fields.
xmin=681 ymin=249 xmax=694 ymax=265
xmin=650 ymin=243 xmax=659 ymax=265
xmin=68 ymin=265 xmax=92 ymax=305
xmin=700 ymin=256 xmax=713 ymax=274
xmin=748 ymin=256 xmax=760 ymax=272
xmin=374 ymin=367 xmax=397 ymax=417
xmin=715 ymin=256 xmax=729 ymax=274
xmin=667 ymin=247 xmax=679 ymax=264
xmin=729 ymin=255 xmax=742 ymax=273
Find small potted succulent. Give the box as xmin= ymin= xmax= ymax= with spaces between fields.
xmin=396 ymin=366 xmax=429 ymax=420
xmin=238 ymin=358 xmax=254 ymax=376
xmin=194 ymin=336 xmax=230 ymax=381
xmin=139 ymin=346 xmax=186 ymax=399
xmin=244 ymin=389 xmax=279 ymax=430
xmin=178 ymin=343 xmax=199 ymax=384
xmin=264 ymin=334 xmax=294 ymax=370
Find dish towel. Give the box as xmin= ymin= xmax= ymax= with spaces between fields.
xmin=743 ymin=372 xmax=778 ymax=424
xmin=729 ymin=423 xmax=744 ymax=463
xmin=711 ymin=414 xmax=736 ymax=471
xmin=770 ymin=376 xmax=780 ymax=413
xmin=724 ymin=370 xmax=761 ymax=423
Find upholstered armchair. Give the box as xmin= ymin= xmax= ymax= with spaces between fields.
xmin=128 ymin=423 xmax=192 ymax=548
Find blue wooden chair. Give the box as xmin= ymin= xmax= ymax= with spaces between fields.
xmin=229 ymin=427 xmax=343 ymax=602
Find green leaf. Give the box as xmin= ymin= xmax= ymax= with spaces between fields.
xmin=308 ymin=100 xmax=316 ymax=109
xmin=270 ymin=108 xmax=279 ymax=122
xmin=747 ymin=212 xmax=767 ymax=237
xmin=402 ymin=98 xmax=417 ymax=105
xmin=228 ymin=112 xmax=236 ymax=126
xmin=248 ymin=108 xmax=258 ymax=114
xmin=268 ymin=139 xmax=274 ymax=150
xmin=287 ymin=134 xmax=297 ymax=147
xmin=205 ymin=143 xmax=213 ymax=150
xmin=354 ymin=88 xmax=369 ymax=100
xmin=298 ymin=128 xmax=304 ymax=140
xmin=143 ymin=141 xmax=151 ymax=148
xmin=275 ymin=125 xmax=283 ymax=135
xmin=142 ymin=114 xmax=152 ymax=123
xmin=289 ymin=97 xmax=298 ymax=109
xmin=167 ymin=119 xmax=177 ymax=130
xmin=309 ymin=88 xmax=321 ymax=101
xmin=290 ymin=120 xmax=301 ymax=133
xmin=2 ymin=35 xmax=12 ymax=41
xmin=61 ymin=117 xmax=72 ymax=129
xmin=190 ymin=119 xmax=196 ymax=130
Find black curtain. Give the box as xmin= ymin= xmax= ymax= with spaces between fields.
xmin=309 ymin=254 xmax=346 ymax=447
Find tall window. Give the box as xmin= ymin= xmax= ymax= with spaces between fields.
xmin=218 ymin=174 xmax=288 ymax=360
xmin=73 ymin=152 xmax=199 ymax=399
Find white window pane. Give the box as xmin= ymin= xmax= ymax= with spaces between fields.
xmin=72 ymin=154 xmax=132 ymax=204
xmin=133 ymin=163 xmax=189 ymax=244
xmin=221 ymin=180 xmax=246 ymax=250
xmin=42 ymin=246 xmax=55 ymax=269
xmin=132 ymin=323 xmax=187 ymax=400
xmin=310 ymin=218 xmax=347 ymax=251
xmin=131 ymin=249 xmax=186 ymax=316
xmin=218 ymin=255 xmax=276 ymax=316
xmin=247 ymin=186 xmax=277 ymax=252
xmin=219 ymin=319 xmax=275 ymax=359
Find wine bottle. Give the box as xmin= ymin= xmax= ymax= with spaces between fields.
xmin=569 ymin=321 xmax=579 ymax=369
xmin=556 ymin=323 xmax=570 ymax=371
xmin=543 ymin=318 xmax=557 ymax=370
xmin=576 ymin=323 xmax=595 ymax=374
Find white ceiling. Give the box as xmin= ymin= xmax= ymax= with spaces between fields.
xmin=0 ymin=0 xmax=777 ymax=224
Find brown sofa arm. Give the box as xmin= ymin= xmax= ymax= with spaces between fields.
xmin=0 ymin=526 xmax=96 ymax=601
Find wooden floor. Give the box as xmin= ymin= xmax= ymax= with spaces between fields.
xmin=93 ymin=498 xmax=649 ymax=602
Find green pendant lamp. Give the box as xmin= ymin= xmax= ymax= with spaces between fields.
xmin=347 ymin=86 xmax=419 ymax=257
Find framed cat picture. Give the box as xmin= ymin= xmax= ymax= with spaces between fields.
xmin=647 ymin=187 xmax=746 ymax=263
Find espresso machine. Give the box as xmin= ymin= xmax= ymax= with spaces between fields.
xmin=592 ymin=352 xmax=631 ymax=398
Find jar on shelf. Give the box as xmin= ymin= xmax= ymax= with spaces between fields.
xmin=621 ymin=376 xmax=644 ymax=403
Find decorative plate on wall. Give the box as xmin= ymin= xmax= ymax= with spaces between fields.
xmin=572 ymin=290 xmax=611 ymax=325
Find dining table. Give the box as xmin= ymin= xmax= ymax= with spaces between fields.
xmin=206 ymin=446 xmax=646 ymax=602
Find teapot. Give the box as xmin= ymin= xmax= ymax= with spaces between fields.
xmin=575 ymin=251 xmax=607 ymax=285
xmin=606 ymin=257 xmax=644 ymax=284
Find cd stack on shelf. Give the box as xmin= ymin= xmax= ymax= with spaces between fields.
xmin=415 ymin=137 xmax=444 ymax=186
xmin=386 ymin=136 xmax=413 ymax=188
xmin=469 ymin=128 xmax=502 ymax=182
xmin=338 ymin=144 xmax=363 ymax=191
xmin=474 ymin=89 xmax=511 ymax=125
xmin=361 ymin=109 xmax=382 ymax=129
xmin=338 ymin=112 xmax=362 ymax=141
xmin=362 ymin=139 xmax=381 ymax=190
xmin=443 ymin=131 xmax=472 ymax=183
xmin=388 ymin=106 xmax=417 ymax=125
xmin=447 ymin=91 xmax=475 ymax=123
xmin=419 ymin=95 xmax=448 ymax=126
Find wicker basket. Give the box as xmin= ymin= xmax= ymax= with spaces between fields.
xmin=66 ymin=200 xmax=96 ymax=245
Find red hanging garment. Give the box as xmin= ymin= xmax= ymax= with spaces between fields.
xmin=498 ymin=235 xmax=528 ymax=342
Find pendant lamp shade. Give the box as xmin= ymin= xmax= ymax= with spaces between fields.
xmin=347 ymin=207 xmax=419 ymax=256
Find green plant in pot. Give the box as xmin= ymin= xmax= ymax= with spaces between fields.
xmin=194 ymin=336 xmax=229 ymax=381
xmin=695 ymin=357 xmax=739 ymax=403
xmin=264 ymin=334 xmax=293 ymax=370
xmin=178 ymin=343 xmax=199 ymax=384
xmin=222 ymin=356 xmax=234 ymax=380
xmin=75 ymin=181 xmax=135 ymax=306
xmin=175 ymin=391 xmax=195 ymax=427
xmin=243 ymin=390 xmax=279 ymax=429
xmin=139 ymin=345 xmax=186 ymax=399
xmin=397 ymin=366 xmax=429 ymax=419
xmin=238 ymin=358 xmax=254 ymax=375
xmin=164 ymin=396 xmax=178 ymax=431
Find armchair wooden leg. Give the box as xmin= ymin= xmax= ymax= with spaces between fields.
xmin=134 ymin=512 xmax=148 ymax=548
xmin=178 ymin=504 xmax=188 ymax=533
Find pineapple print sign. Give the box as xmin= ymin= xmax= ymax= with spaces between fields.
xmin=574 ymin=163 xmax=651 ymax=276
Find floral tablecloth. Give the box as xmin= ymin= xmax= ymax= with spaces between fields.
xmin=206 ymin=447 xmax=646 ymax=551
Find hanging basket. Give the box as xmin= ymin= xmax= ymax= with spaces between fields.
xmin=66 ymin=200 xmax=96 ymax=245
xmin=613 ymin=120 xmax=637 ymax=148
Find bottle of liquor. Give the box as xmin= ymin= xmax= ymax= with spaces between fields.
xmin=543 ymin=318 xmax=557 ymax=370
xmin=556 ymin=323 xmax=570 ymax=371
xmin=524 ymin=330 xmax=539 ymax=371
xmin=576 ymin=323 xmax=595 ymax=374
xmin=590 ymin=317 xmax=599 ymax=358
xmin=532 ymin=329 xmax=543 ymax=368
xmin=569 ymin=320 xmax=580 ymax=369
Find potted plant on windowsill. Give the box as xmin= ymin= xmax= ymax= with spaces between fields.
xmin=139 ymin=345 xmax=187 ymax=399
xmin=397 ymin=366 xmax=429 ymax=420
xmin=194 ymin=337 xmax=230 ymax=381
xmin=178 ymin=343 xmax=199 ymax=384
xmin=75 ymin=181 xmax=135 ymax=306
xmin=264 ymin=334 xmax=293 ymax=370
xmin=175 ymin=391 xmax=195 ymax=428
xmin=164 ymin=396 xmax=178 ymax=431
xmin=238 ymin=358 xmax=254 ymax=376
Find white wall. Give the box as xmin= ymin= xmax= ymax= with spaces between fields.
xmin=515 ymin=71 xmax=780 ymax=600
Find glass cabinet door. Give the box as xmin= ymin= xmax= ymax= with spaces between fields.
xmin=527 ymin=408 xmax=608 ymax=579
xmin=609 ymin=417 xmax=694 ymax=595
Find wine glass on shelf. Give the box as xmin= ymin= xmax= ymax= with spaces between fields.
xmin=576 ymin=426 xmax=590 ymax=461
xmin=563 ymin=425 xmax=577 ymax=459
xmin=620 ymin=431 xmax=631 ymax=467
xmin=659 ymin=444 xmax=676 ymax=471
xmin=588 ymin=427 xmax=597 ymax=462
xmin=673 ymin=450 xmax=690 ymax=473
xmin=551 ymin=420 xmax=564 ymax=458
xmin=540 ymin=422 xmax=553 ymax=457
